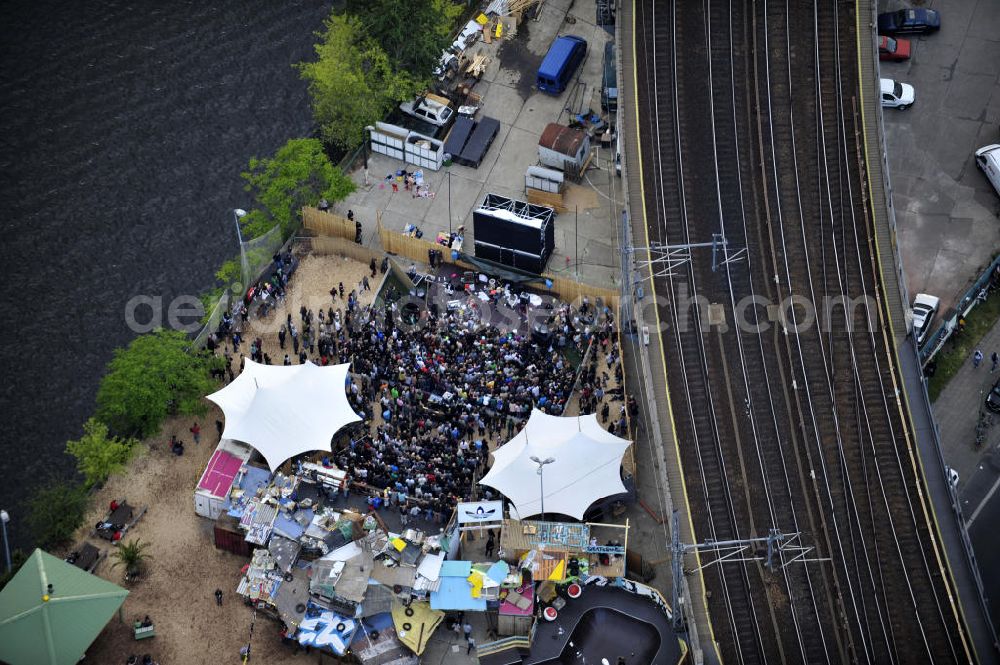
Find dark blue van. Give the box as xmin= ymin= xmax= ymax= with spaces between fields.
xmin=537 ymin=35 xmax=588 ymax=95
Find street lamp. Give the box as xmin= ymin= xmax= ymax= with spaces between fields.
xmin=0 ymin=510 xmax=10 ymax=573
xmin=233 ymin=208 xmax=247 ymax=246
xmin=530 ymin=456 xmax=555 ymax=521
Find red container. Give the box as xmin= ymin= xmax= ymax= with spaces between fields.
xmin=214 ymin=515 xmax=252 ymax=558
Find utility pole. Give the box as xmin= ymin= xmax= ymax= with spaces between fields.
xmin=575 ymin=205 xmax=579 ymax=278
xmin=669 ymin=510 xmax=822 ymax=632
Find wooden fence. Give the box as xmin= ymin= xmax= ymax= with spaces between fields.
xmin=300 ymin=235 xmax=382 ymax=265
xmin=302 ymin=206 xmax=356 ymax=241
xmin=375 ymin=217 xmax=620 ymax=308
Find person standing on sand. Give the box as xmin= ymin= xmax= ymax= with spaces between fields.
xmin=190 ymin=423 xmax=200 ymax=444
xmin=214 ymin=588 xmax=223 ymax=606
xmin=215 ymin=420 xmax=224 ymax=440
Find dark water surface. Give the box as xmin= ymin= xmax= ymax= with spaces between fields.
xmin=0 ymin=1 xmax=332 ymax=549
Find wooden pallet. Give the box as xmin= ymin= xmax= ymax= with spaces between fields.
xmin=526 ymin=187 xmax=567 ymax=213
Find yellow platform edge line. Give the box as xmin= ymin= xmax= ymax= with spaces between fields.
xmin=630 ymin=2 xmax=721 ymax=662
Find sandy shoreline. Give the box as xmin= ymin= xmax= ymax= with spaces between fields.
xmin=78 ymin=255 xmax=379 ymax=665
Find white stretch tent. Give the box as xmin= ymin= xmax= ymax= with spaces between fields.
xmin=206 ymin=360 xmax=360 ymax=471
xmin=479 ymin=409 xmax=630 ymax=520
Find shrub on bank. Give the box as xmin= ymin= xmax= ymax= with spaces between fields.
xmin=27 ymin=484 xmax=88 ymax=550
xmin=239 ymin=137 xmax=355 ymax=240
xmin=66 ymin=418 xmax=138 ymax=490
xmin=297 ymin=14 xmax=421 ymax=151
xmin=96 ymin=329 xmax=217 ymax=438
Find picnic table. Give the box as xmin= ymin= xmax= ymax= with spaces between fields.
xmin=92 ymin=500 xmax=147 ymax=543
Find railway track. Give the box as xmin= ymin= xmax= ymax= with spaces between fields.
xmin=633 ymin=0 xmax=971 ymax=662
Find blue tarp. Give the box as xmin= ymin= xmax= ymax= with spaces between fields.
xmin=225 ymin=465 xmax=272 ymax=518
xmin=430 ymin=576 xmax=487 ymax=611
xmin=272 ymin=509 xmax=312 ymax=541
xmin=439 ymin=560 xmax=472 ymax=577
xmin=486 ymin=560 xmax=509 ymax=584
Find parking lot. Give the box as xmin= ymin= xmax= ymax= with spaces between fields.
xmin=881 ymin=0 xmax=1000 ymax=313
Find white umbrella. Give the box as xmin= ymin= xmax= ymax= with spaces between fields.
xmin=207 ymin=360 xmax=361 ymax=471
xmin=480 ymin=410 xmax=630 ymax=520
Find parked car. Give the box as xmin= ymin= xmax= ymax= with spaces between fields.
xmin=975 ymin=145 xmax=1000 ymax=197
xmin=878 ymin=35 xmax=911 ymax=61
xmin=912 ymin=293 xmax=940 ymax=345
xmin=986 ymin=379 xmax=1000 ymax=413
xmin=880 ymin=78 xmax=915 ymax=109
xmin=877 ymin=8 xmax=940 ymax=35
xmin=946 ymin=466 xmax=960 ymax=488
xmin=399 ymin=94 xmax=454 ymax=127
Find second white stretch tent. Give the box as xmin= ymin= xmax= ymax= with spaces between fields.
xmin=207 ymin=360 xmax=360 ymax=471
xmin=479 ymin=409 xmax=630 ymax=520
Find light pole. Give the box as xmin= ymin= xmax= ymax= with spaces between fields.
xmin=530 ymin=456 xmax=555 ymax=521
xmin=233 ymin=208 xmax=248 ymax=291
xmin=1 ymin=510 xmax=10 ymax=573
xmin=233 ymin=208 xmax=247 ymax=247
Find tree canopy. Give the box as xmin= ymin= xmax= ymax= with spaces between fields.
xmin=346 ymin=0 xmax=462 ymax=76
xmin=297 ymin=14 xmax=421 ymax=150
xmin=28 ymin=485 xmax=88 ymax=550
xmin=66 ymin=418 xmax=137 ymax=489
xmin=96 ymin=329 xmax=218 ymax=438
xmin=240 ymin=137 xmax=355 ymax=239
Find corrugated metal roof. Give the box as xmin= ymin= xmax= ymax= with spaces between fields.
xmin=333 ymin=552 xmax=374 ymax=603
xmin=538 ymin=123 xmax=587 ymax=157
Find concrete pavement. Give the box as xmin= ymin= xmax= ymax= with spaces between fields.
xmin=931 ymin=327 xmax=1000 ymax=486
xmin=333 ymin=0 xmax=624 ymax=291
xmin=881 ymin=0 xmax=1000 ymax=313
xmin=932 ymin=315 xmax=1000 ymax=638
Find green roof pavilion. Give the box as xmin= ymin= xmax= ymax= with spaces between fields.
xmin=0 ymin=548 xmax=128 ymax=665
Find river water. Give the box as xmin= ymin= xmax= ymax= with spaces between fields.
xmin=0 ymin=0 xmax=332 ymax=549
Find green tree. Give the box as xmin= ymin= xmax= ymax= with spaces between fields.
xmin=111 ymin=538 xmax=152 ymax=581
xmin=298 ymin=14 xmax=421 ymax=150
xmin=96 ymin=329 xmax=216 ymax=438
xmin=240 ymin=137 xmax=356 ymax=239
xmin=0 ymin=549 xmax=28 ymax=592
xmin=347 ymin=0 xmax=462 ymax=76
xmin=28 ymin=485 xmax=88 ymax=550
xmin=66 ymin=418 xmax=137 ymax=489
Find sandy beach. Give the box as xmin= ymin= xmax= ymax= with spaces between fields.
xmin=79 ymin=255 xmax=379 ymax=665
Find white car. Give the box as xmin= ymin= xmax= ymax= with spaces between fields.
xmin=399 ymin=94 xmax=454 ymax=127
xmin=912 ymin=293 xmax=940 ymax=345
xmin=946 ymin=466 xmax=959 ymax=488
xmin=880 ymin=78 xmax=915 ymax=109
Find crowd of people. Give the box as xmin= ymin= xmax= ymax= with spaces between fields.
xmin=212 ymin=252 xmax=628 ymax=516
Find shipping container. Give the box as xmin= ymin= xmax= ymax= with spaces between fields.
xmin=214 ymin=513 xmax=252 ymax=558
